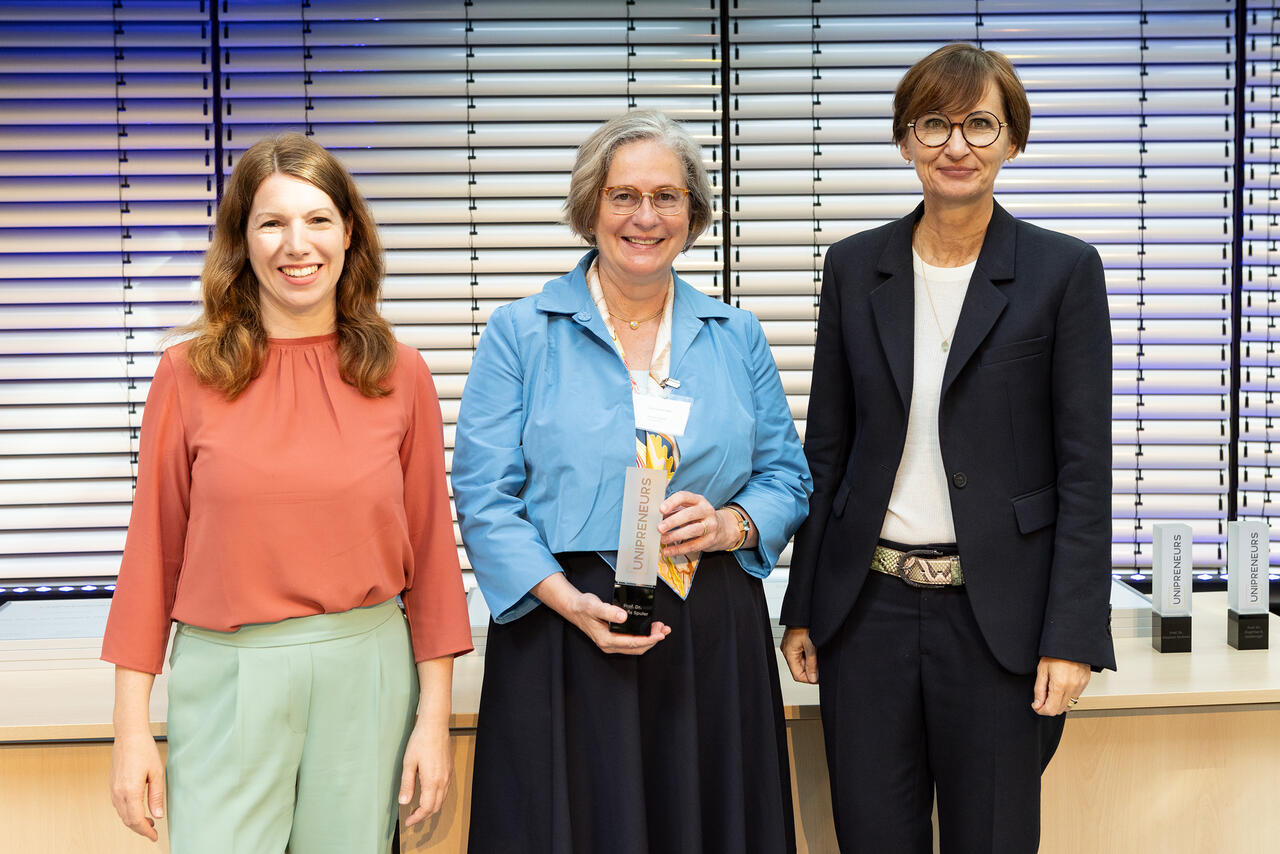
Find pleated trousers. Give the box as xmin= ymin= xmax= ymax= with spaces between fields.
xmin=165 ymin=598 xmax=417 ymax=854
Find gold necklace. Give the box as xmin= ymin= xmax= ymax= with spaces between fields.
xmin=606 ymin=302 xmax=664 ymax=330
xmin=597 ymin=265 xmax=669 ymax=330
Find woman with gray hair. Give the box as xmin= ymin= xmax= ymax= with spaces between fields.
xmin=453 ymin=110 xmax=811 ymax=852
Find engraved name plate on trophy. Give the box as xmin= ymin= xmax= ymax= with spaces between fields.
xmin=610 ymin=466 xmax=667 ymax=635
xmin=1151 ymin=523 xmax=1192 ymax=653
xmin=1227 ymin=520 xmax=1270 ymax=650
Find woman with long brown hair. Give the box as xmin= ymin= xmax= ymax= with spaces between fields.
xmin=102 ymin=133 xmax=471 ymax=852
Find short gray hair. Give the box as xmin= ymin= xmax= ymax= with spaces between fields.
xmin=563 ymin=110 xmax=713 ymax=253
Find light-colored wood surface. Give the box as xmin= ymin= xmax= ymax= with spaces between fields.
xmin=787 ymin=716 xmax=838 ymax=854
xmin=1068 ymin=592 xmax=1280 ymax=711
xmin=0 ymin=723 xmax=827 ymax=854
xmin=0 ymin=734 xmax=483 ymax=854
xmin=4 ymin=592 xmax=1275 ymax=742
xmin=1041 ymin=705 xmax=1280 ymax=853
xmin=0 ymin=741 xmax=172 ymax=854
xmin=787 ymin=704 xmax=1280 ymax=854
xmin=3 ymin=592 xmax=1279 ymax=853
xmin=398 ymin=730 xmax=475 ymax=852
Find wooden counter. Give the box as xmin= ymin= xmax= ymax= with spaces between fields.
xmin=2 ymin=593 xmax=1277 ymax=853
xmin=1037 ymin=592 xmax=1280 ymax=854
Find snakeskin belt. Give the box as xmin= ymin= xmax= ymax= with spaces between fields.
xmin=871 ymin=544 xmax=965 ymax=588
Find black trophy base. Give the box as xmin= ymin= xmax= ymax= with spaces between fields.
xmin=1151 ymin=613 xmax=1192 ymax=653
xmin=609 ymin=583 xmax=656 ymax=635
xmin=1228 ymin=609 xmax=1269 ymax=650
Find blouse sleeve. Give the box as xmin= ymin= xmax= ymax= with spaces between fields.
xmin=101 ymin=349 xmax=193 ymax=674
xmin=727 ymin=312 xmax=813 ymax=578
xmin=451 ymin=306 xmax=566 ymax=624
xmin=399 ymin=350 xmax=474 ymax=662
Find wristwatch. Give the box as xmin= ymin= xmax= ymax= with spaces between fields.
xmin=725 ymin=504 xmax=751 ymax=552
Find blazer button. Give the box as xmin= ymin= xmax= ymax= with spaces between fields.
xmin=952 ymin=472 xmax=968 ymax=488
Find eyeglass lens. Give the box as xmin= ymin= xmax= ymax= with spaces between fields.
xmin=605 ymin=186 xmax=687 ymax=215
xmin=913 ymin=111 xmax=1003 ymax=147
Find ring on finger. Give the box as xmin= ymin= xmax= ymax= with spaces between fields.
xmin=701 ymin=518 xmax=709 ymax=538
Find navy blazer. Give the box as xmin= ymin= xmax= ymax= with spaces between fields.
xmin=781 ymin=201 xmax=1117 ymax=674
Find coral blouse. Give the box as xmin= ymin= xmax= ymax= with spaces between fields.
xmin=101 ymin=334 xmax=473 ymax=674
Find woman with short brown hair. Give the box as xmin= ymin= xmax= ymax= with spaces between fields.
xmin=782 ymin=43 xmax=1115 ymax=852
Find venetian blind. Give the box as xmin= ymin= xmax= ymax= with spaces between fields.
xmin=727 ymin=0 xmax=1237 ymax=578
xmin=1240 ymin=0 xmax=1280 ymax=570
xmin=2 ymin=0 xmax=1260 ymax=594
xmin=0 ymin=0 xmax=214 ymax=585
xmin=214 ymin=0 xmax=723 ymax=583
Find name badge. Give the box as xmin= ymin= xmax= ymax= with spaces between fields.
xmin=633 ymin=392 xmax=692 ymax=437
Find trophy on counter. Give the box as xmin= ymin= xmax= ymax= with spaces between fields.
xmin=1227 ymin=520 xmax=1270 ymax=650
xmin=611 ymin=466 xmax=667 ymax=635
xmin=1151 ymin=523 xmax=1193 ymax=653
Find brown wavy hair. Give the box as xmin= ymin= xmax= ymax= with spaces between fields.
xmin=180 ymin=133 xmax=396 ymax=399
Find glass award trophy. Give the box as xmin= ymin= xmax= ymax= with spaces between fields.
xmin=1227 ymin=520 xmax=1270 ymax=650
xmin=1151 ymin=523 xmax=1192 ymax=653
xmin=611 ymin=466 xmax=667 ymax=634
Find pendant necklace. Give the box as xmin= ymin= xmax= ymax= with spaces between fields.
xmin=918 ymin=257 xmax=951 ymax=352
xmin=600 ymin=275 xmax=665 ymax=330
xmin=607 ymin=304 xmax=664 ymax=330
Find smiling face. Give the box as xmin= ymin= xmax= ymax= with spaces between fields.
xmin=899 ymin=82 xmax=1016 ymax=211
xmin=247 ymin=172 xmax=352 ymax=337
xmin=592 ymin=138 xmax=691 ymax=294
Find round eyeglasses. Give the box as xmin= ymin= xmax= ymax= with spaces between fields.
xmin=602 ymin=185 xmax=690 ymax=216
xmin=907 ymin=110 xmax=1008 ymax=148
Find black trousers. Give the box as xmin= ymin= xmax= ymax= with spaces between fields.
xmin=818 ymin=571 xmax=1065 ymax=854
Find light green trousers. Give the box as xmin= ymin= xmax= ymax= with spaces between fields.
xmin=165 ymin=599 xmax=417 ymax=854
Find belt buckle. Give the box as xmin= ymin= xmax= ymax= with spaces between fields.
xmin=897 ymin=548 xmax=948 ymax=589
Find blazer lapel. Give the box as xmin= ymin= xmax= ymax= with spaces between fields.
xmin=940 ymin=201 xmax=1015 ymax=397
xmin=869 ymin=207 xmax=921 ymax=410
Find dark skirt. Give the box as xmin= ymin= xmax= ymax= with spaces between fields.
xmin=467 ymin=551 xmax=796 ymax=854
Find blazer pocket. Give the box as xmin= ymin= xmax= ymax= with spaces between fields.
xmin=1011 ymin=482 xmax=1058 ymax=534
xmin=981 ymin=335 xmax=1048 ymax=366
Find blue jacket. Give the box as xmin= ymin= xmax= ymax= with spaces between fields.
xmin=453 ymin=251 xmax=812 ymax=623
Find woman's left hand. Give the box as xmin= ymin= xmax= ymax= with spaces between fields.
xmin=1031 ymin=656 xmax=1091 ymax=716
xmin=658 ymin=491 xmax=731 ymax=556
xmin=398 ymin=715 xmax=453 ymax=827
